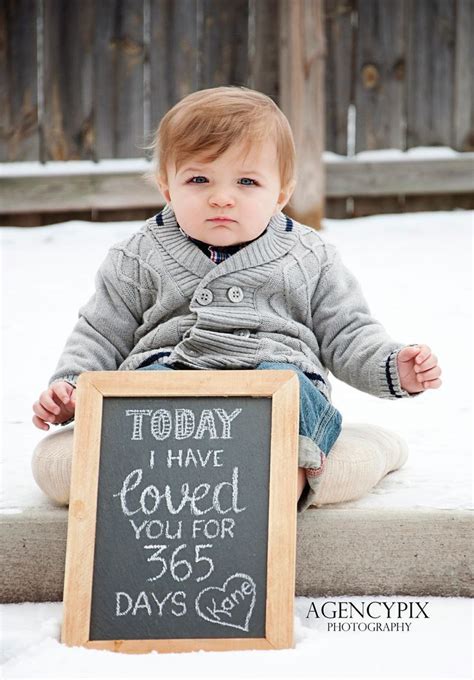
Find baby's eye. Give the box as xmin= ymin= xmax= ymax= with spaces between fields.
xmin=187 ymin=176 xmax=258 ymax=186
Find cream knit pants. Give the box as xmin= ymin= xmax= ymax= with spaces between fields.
xmin=31 ymin=423 xmax=408 ymax=507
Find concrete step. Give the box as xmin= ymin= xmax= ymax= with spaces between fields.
xmin=1 ymin=505 xmax=472 ymax=603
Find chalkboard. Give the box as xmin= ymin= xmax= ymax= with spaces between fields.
xmin=61 ymin=370 xmax=299 ymax=653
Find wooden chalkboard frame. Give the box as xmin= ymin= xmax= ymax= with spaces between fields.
xmin=61 ymin=369 xmax=299 ymax=653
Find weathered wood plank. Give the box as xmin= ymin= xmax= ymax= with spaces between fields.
xmin=404 ymin=192 xmax=474 ymax=213
xmin=198 ymin=0 xmax=249 ymax=87
xmin=280 ymin=0 xmax=326 ymax=228
xmin=348 ymin=192 xmax=474 ymax=218
xmin=327 ymin=155 xmax=474 ymax=196
xmin=42 ymin=0 xmax=95 ymax=160
xmin=324 ymin=0 xmax=354 ymax=155
xmin=325 ymin=197 xmax=348 ymax=218
xmin=352 ymin=195 xmax=405 ymax=218
xmin=0 ymin=0 xmax=39 ymax=161
xmin=406 ymin=0 xmax=456 ymax=147
xmin=355 ymin=0 xmax=405 ymax=151
xmin=1 ymin=155 xmax=473 ymax=214
xmin=4 ymin=195 xmax=472 ymax=226
xmin=453 ymin=0 xmax=474 ymax=151
xmin=248 ymin=0 xmax=279 ymax=98
xmin=0 ymin=163 xmax=162 ymax=212
xmin=148 ymin=0 xmax=199 ymax=150
xmin=0 ymin=207 xmax=157 ymax=227
xmin=95 ymin=0 xmax=145 ymax=158
xmin=1 ymin=0 xmax=473 ymax=163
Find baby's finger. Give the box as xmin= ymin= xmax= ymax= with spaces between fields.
xmin=34 ymin=400 xmax=58 ymax=421
xmin=415 ymin=354 xmax=437 ymax=372
xmin=416 ymin=366 xmax=441 ymax=383
xmin=32 ymin=414 xmax=50 ymax=431
xmin=40 ymin=391 xmax=61 ymax=415
xmin=415 ymin=345 xmax=431 ymax=364
xmin=53 ymin=383 xmax=71 ymax=405
xmin=32 ymin=400 xmax=55 ymax=421
xmin=423 ymin=378 xmax=442 ymax=389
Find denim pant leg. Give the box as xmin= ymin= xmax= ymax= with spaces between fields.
xmin=256 ymin=362 xmax=343 ymax=512
xmin=137 ymin=359 xmax=342 ymax=512
xmin=136 ymin=363 xmax=175 ymax=372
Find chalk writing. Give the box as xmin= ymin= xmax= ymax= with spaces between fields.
xmin=126 ymin=408 xmax=242 ymax=441
xmin=167 ymin=448 xmax=224 ymax=468
xmin=113 ymin=466 xmax=246 ymax=516
xmin=143 ymin=543 xmax=214 ymax=583
xmin=115 ymin=590 xmax=187 ymax=617
xmin=90 ymin=395 xmax=270 ymax=640
xmin=195 ymin=573 xmax=256 ymax=631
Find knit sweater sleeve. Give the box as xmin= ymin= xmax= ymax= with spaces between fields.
xmin=311 ymin=245 xmax=422 ymax=399
xmin=48 ymin=245 xmax=147 ymax=388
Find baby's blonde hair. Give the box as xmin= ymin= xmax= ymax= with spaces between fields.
xmin=147 ymin=86 xmax=296 ymax=192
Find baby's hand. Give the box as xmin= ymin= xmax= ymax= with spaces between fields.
xmin=32 ymin=381 xmax=76 ymax=431
xmin=397 ymin=344 xmax=442 ymax=394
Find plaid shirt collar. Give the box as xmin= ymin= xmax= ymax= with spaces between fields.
xmin=178 ymin=225 xmax=268 ymax=264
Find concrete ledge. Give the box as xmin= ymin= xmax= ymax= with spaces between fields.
xmin=296 ymin=507 xmax=473 ymax=597
xmin=1 ymin=507 xmax=68 ymax=603
xmin=1 ymin=506 xmax=472 ymax=603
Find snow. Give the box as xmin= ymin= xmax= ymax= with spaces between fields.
xmin=0 ymin=147 xmax=470 ymax=178
xmin=326 ymin=146 xmax=465 ymax=162
xmin=0 ymin=158 xmax=153 ymax=177
xmin=1 ymin=597 xmax=472 ymax=679
xmin=1 ymin=208 xmax=472 ymax=678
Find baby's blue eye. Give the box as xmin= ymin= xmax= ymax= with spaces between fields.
xmin=187 ymin=176 xmax=257 ymax=186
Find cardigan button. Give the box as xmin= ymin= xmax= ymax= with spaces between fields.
xmin=196 ymin=288 xmax=213 ymax=305
xmin=227 ymin=286 xmax=244 ymax=303
xmin=233 ymin=329 xmax=251 ymax=337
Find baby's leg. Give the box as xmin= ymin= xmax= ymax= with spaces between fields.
xmin=309 ymin=423 xmax=409 ymax=507
xmin=31 ymin=422 xmax=408 ymax=509
xmin=31 ymin=424 xmax=74 ymax=505
xmin=255 ymin=362 xmax=408 ymax=511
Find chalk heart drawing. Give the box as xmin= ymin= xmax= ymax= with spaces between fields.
xmin=195 ymin=573 xmax=256 ymax=632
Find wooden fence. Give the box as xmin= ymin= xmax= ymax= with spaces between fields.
xmin=1 ymin=0 xmax=473 ymax=164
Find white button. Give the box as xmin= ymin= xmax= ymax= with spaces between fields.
xmin=234 ymin=329 xmax=251 ymax=337
xmin=227 ymin=286 xmax=244 ymax=303
xmin=196 ymin=288 xmax=213 ymax=305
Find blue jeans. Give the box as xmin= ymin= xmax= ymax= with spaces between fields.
xmin=136 ymin=360 xmax=342 ymax=506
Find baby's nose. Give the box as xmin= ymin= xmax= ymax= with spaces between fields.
xmin=209 ymin=192 xmax=236 ymax=206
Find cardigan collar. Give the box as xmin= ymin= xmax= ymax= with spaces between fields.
xmin=180 ymin=225 xmax=268 ymax=263
xmin=148 ymin=203 xmax=297 ymax=281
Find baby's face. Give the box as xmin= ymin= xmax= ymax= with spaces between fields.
xmin=158 ymin=138 xmax=293 ymax=246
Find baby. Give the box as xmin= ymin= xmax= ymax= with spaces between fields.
xmin=32 ymin=86 xmax=442 ymax=512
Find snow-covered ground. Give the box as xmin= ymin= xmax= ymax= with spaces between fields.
xmin=1 ymin=207 xmax=472 ymax=678
xmin=1 ymin=596 xmax=472 ymax=679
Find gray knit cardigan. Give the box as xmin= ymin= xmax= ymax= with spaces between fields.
xmin=50 ymin=204 xmax=418 ymax=403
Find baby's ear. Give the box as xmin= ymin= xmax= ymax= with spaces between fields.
xmin=276 ymin=180 xmax=296 ymax=211
xmin=157 ymin=174 xmax=171 ymax=203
